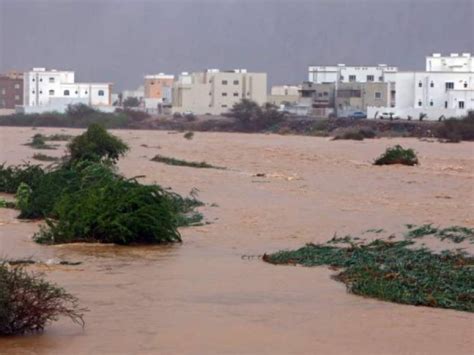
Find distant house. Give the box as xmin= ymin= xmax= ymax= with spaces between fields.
xmin=367 ymin=53 xmax=474 ymax=120
xmin=0 ymin=71 xmax=23 ymax=114
xmin=19 ymin=67 xmax=113 ymax=114
xmin=172 ymin=69 xmax=267 ymax=115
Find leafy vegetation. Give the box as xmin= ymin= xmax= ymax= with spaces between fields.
xmin=264 ymin=233 xmax=474 ymax=312
xmin=374 ymin=145 xmax=419 ymax=166
xmin=45 ymin=133 xmax=74 ymax=141
xmin=406 ymin=224 xmax=474 ymax=243
xmin=67 ymin=123 xmax=128 ymax=163
xmin=183 ymin=131 xmax=194 ymax=140
xmin=151 ymin=154 xmax=225 ymax=170
xmin=123 ymin=97 xmax=140 ymax=108
xmin=0 ymin=263 xmax=85 ymax=335
xmin=228 ymin=99 xmax=286 ymax=131
xmin=333 ymin=128 xmax=376 ymax=141
xmin=0 ymin=124 xmax=204 ymax=245
xmin=0 ymin=104 xmax=130 ymax=128
xmin=25 ymin=134 xmax=57 ymax=150
xmin=436 ymin=111 xmax=474 ymax=142
xmin=32 ymin=153 xmax=60 ymax=162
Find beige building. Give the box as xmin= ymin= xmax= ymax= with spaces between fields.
xmin=267 ymin=85 xmax=300 ymax=106
xmin=172 ymin=69 xmax=267 ymax=115
xmin=144 ymin=74 xmax=174 ymax=103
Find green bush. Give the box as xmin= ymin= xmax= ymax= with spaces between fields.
xmin=151 ymin=154 xmax=225 ymax=169
xmin=34 ymin=165 xmax=182 ymax=245
xmin=374 ymin=145 xmax=419 ymax=166
xmin=0 ymin=263 xmax=84 ymax=335
xmin=0 ymin=163 xmax=45 ymax=193
xmin=32 ymin=153 xmax=59 ymax=162
xmin=436 ymin=111 xmax=474 ymax=142
xmin=26 ymin=134 xmax=56 ymax=150
xmin=68 ymin=123 xmax=129 ymax=163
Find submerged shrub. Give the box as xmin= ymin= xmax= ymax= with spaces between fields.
xmin=0 ymin=163 xmax=45 ymax=193
xmin=32 ymin=153 xmax=59 ymax=162
xmin=25 ymin=134 xmax=56 ymax=150
xmin=183 ymin=131 xmax=194 ymax=140
xmin=34 ymin=166 xmax=182 ymax=245
xmin=151 ymin=154 xmax=225 ymax=169
xmin=264 ymin=235 xmax=474 ymax=312
xmin=0 ymin=263 xmax=85 ymax=335
xmin=68 ymin=123 xmax=129 ymax=163
xmin=374 ymin=145 xmax=418 ymax=166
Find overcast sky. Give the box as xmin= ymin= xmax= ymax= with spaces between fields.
xmin=0 ymin=0 xmax=473 ymax=91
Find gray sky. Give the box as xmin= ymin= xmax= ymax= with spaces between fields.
xmin=0 ymin=0 xmax=473 ymax=91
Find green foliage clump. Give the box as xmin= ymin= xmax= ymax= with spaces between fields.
xmin=374 ymin=145 xmax=419 ymax=166
xmin=229 ymin=99 xmax=285 ymax=131
xmin=68 ymin=123 xmax=129 ymax=163
xmin=183 ymin=131 xmax=194 ymax=140
xmin=25 ymin=134 xmax=56 ymax=150
xmin=406 ymin=224 xmax=474 ymax=243
xmin=0 ymin=263 xmax=85 ymax=335
xmin=45 ymin=134 xmax=74 ymax=141
xmin=436 ymin=111 xmax=474 ymax=142
xmin=0 ymin=163 xmax=45 ymax=193
xmin=34 ymin=164 xmax=182 ymax=245
xmin=32 ymin=153 xmax=59 ymax=162
xmin=151 ymin=154 xmax=225 ymax=170
xmin=264 ymin=235 xmax=474 ymax=312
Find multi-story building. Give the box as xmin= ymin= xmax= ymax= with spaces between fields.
xmin=308 ymin=64 xmax=398 ymax=84
xmin=143 ymin=74 xmax=174 ymax=114
xmin=367 ymin=53 xmax=474 ymax=120
xmin=20 ymin=68 xmax=113 ymax=113
xmin=267 ymin=85 xmax=300 ymax=107
xmin=0 ymin=71 xmax=23 ymax=112
xmin=172 ymin=69 xmax=267 ymax=115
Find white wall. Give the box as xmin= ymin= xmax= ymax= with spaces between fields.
xmin=308 ymin=65 xmax=397 ymax=84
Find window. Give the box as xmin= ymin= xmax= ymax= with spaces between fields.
xmin=49 ymin=89 xmax=55 ymax=95
xmin=418 ymin=100 xmax=422 ymax=107
xmin=340 ymin=75 xmax=344 ymax=81
xmin=459 ymin=101 xmax=465 ymax=109
xmin=349 ymin=75 xmax=356 ymax=82
xmin=430 ymin=100 xmax=434 ymax=106
xmin=64 ymin=90 xmax=70 ymax=96
xmin=32 ymin=90 xmax=35 ymax=94
xmin=430 ymin=81 xmax=434 ymax=88
xmin=14 ymin=84 xmax=20 ymax=89
xmin=222 ymin=92 xmax=227 ymax=97
xmin=49 ymin=77 xmax=55 ymax=83
xmin=464 ymin=82 xmax=468 ymax=88
xmin=233 ymin=80 xmax=239 ymax=85
xmin=15 ymin=95 xmax=20 ymax=101
xmin=375 ymin=92 xmax=382 ymax=99
xmin=323 ymin=92 xmax=328 ymax=96
xmin=445 ymin=82 xmax=454 ymax=90
xmin=32 ymin=78 xmax=35 ymax=82
xmin=221 ymin=104 xmax=227 ymax=108
xmin=98 ymin=90 xmax=104 ymax=96
xmin=367 ymin=75 xmax=374 ymax=82
xmin=85 ymin=91 xmax=88 ymax=94
xmin=418 ymin=81 xmax=422 ymax=88
xmin=75 ymin=91 xmax=78 ymax=94
xmin=151 ymin=81 xmax=155 ymax=85
xmin=40 ymin=78 xmax=43 ymax=82
xmin=379 ymin=76 xmax=383 ymax=81
xmin=39 ymin=90 xmax=43 ymax=94
xmin=233 ymin=93 xmax=239 ymax=97
xmin=445 ymin=101 xmax=448 ymax=108
xmin=222 ymin=80 xmax=228 ymax=85
xmin=318 ymin=93 xmax=323 ymax=97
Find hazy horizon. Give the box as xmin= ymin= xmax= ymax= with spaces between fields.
xmin=1 ymin=0 xmax=473 ymax=91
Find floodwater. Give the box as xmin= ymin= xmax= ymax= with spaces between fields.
xmin=0 ymin=126 xmax=473 ymax=355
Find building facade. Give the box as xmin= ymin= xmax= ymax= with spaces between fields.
xmin=172 ymin=69 xmax=267 ymax=115
xmin=308 ymin=64 xmax=398 ymax=84
xmin=367 ymin=53 xmax=474 ymax=120
xmin=0 ymin=71 xmax=23 ymax=110
xmin=21 ymin=68 xmax=113 ymax=113
xmin=268 ymin=85 xmax=300 ymax=107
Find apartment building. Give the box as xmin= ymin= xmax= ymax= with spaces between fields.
xmin=143 ymin=74 xmax=174 ymax=113
xmin=267 ymin=85 xmax=300 ymax=106
xmin=367 ymin=53 xmax=474 ymax=120
xmin=308 ymin=64 xmax=398 ymax=84
xmin=20 ymin=68 xmax=113 ymax=113
xmin=0 ymin=71 xmax=23 ymax=112
xmin=172 ymin=69 xmax=267 ymax=115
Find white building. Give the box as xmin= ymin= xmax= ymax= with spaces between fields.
xmin=367 ymin=53 xmax=474 ymax=120
xmin=20 ymin=68 xmax=113 ymax=113
xmin=308 ymin=64 xmax=398 ymax=84
xmin=172 ymin=69 xmax=267 ymax=115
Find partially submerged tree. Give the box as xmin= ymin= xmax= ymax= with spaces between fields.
xmin=67 ymin=123 xmax=129 ymax=163
xmin=374 ymin=145 xmax=419 ymax=166
xmin=0 ymin=263 xmax=85 ymax=335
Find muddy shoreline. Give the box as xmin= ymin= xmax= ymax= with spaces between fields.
xmin=1 ymin=127 xmax=473 ymax=354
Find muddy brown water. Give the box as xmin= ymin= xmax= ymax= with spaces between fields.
xmin=0 ymin=127 xmax=473 ymax=355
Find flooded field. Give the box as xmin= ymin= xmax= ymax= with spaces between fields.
xmin=0 ymin=126 xmax=473 ymax=355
